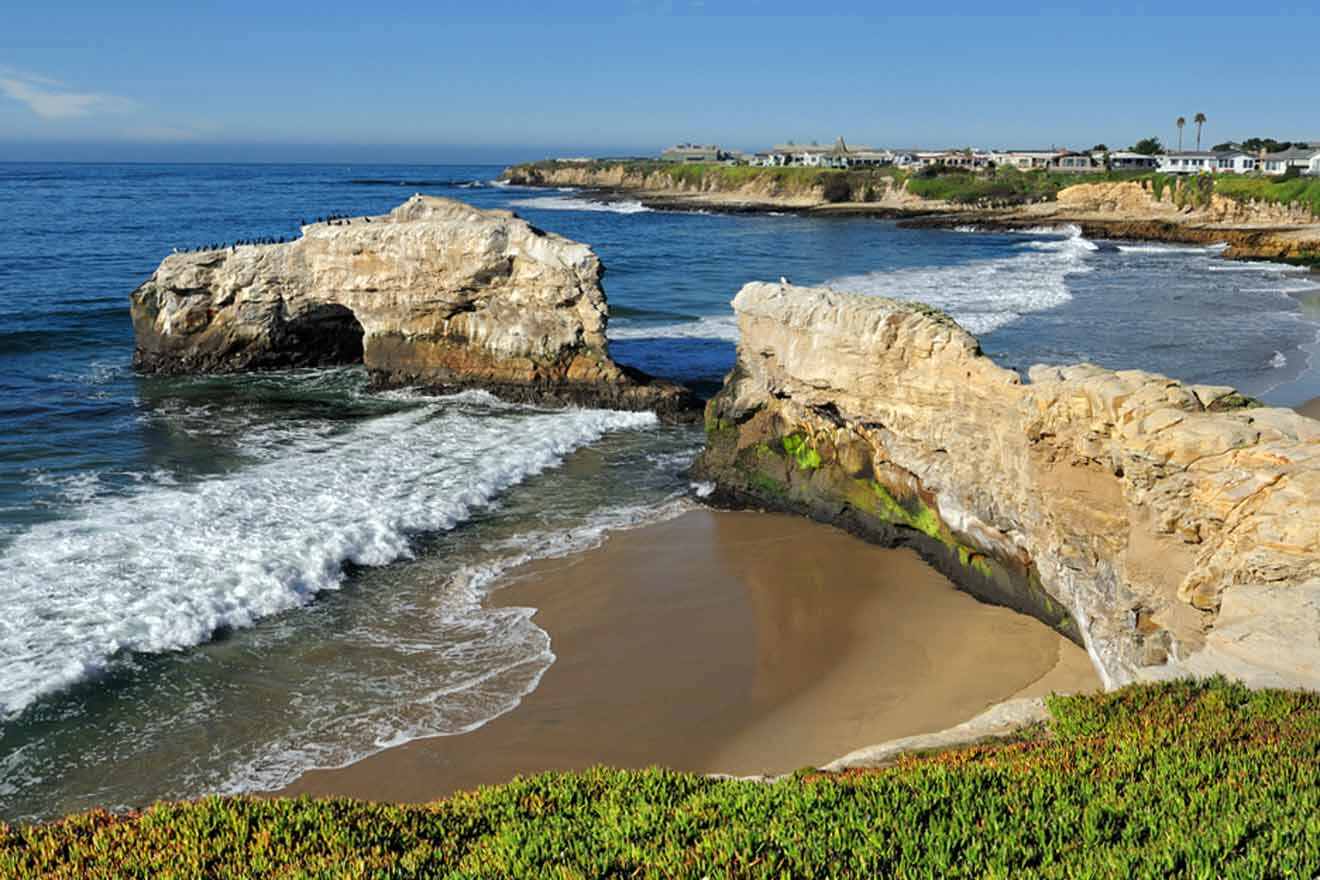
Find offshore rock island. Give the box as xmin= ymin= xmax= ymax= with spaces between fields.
xmin=130 ymin=195 xmax=697 ymax=418
xmin=695 ymin=282 xmax=1320 ymax=690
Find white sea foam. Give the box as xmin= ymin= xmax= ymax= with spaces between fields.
xmin=1206 ymin=261 xmax=1305 ymax=273
xmin=206 ymin=493 xmax=695 ymax=798
xmin=1271 ymin=350 xmax=1288 ymax=369
xmin=0 ymin=403 xmax=657 ymax=720
xmin=25 ymin=470 xmax=106 ymax=507
xmin=826 ymin=227 xmax=1097 ymax=335
xmin=449 ymin=496 xmax=693 ymax=597
xmin=1241 ymin=282 xmax=1320 ymax=295
xmin=1019 ymin=223 xmax=1083 ymax=236
xmin=1116 ymin=242 xmax=1228 ymax=254
xmin=607 ymin=314 xmax=740 ymax=342
xmin=510 ymin=195 xmax=652 ymax=214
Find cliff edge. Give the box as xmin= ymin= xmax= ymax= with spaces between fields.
xmin=695 ymin=282 xmax=1320 ymax=689
xmin=130 ymin=195 xmax=696 ymax=418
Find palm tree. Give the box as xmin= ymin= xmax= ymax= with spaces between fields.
xmin=1194 ymin=113 xmax=1207 ymax=150
xmin=1176 ymin=117 xmax=1186 ymax=151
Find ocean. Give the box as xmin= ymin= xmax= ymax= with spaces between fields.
xmin=2 ymin=162 xmax=1319 ymax=821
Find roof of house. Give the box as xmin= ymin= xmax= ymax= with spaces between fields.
xmin=1162 ymin=151 xmax=1219 ymax=158
xmin=1263 ymin=146 xmax=1320 ymax=161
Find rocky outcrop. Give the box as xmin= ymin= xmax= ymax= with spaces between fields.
xmin=695 ymin=282 xmax=1320 ymax=690
xmin=130 ymin=195 xmax=695 ymax=417
xmin=504 ymin=162 xmax=930 ymax=214
xmin=1056 ymin=180 xmax=1317 ymax=226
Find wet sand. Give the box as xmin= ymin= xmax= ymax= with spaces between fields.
xmin=284 ymin=510 xmax=1097 ymax=802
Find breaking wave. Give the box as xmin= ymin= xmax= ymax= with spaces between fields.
xmin=607 ymin=314 xmax=739 ymax=342
xmin=510 ymin=195 xmax=652 ymax=214
xmin=0 ymin=401 xmax=657 ymax=720
xmin=827 ymin=227 xmax=1097 ymax=335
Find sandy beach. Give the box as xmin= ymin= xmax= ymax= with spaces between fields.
xmin=1298 ymin=397 xmax=1320 ymax=421
xmin=284 ymin=509 xmax=1096 ymax=803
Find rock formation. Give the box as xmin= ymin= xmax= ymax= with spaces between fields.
xmin=130 ymin=195 xmax=695 ymax=418
xmin=695 ymin=282 xmax=1320 ymax=690
xmin=503 ymin=162 xmax=928 ymax=213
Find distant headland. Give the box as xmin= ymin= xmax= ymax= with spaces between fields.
xmin=504 ymin=138 xmax=1320 ymax=267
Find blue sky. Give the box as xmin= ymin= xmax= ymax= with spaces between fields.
xmin=2 ymin=3 xmax=1316 ymax=163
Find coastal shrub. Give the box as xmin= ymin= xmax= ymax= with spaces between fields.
xmin=1212 ymin=174 xmax=1320 ymax=218
xmin=510 ymin=160 xmax=1182 ymax=208
xmin=1147 ymin=173 xmax=1172 ymax=202
xmin=3 ymin=679 xmax=1320 ymax=877
xmin=1176 ymin=174 xmax=1215 ymax=210
xmin=903 ymin=167 xmax=1128 ymax=206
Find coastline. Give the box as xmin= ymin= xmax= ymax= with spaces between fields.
xmin=280 ymin=509 xmax=1095 ymax=803
xmin=503 ymin=170 xmax=1320 ymax=267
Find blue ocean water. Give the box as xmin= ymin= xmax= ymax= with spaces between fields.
xmin=2 ymin=162 xmax=1318 ymax=820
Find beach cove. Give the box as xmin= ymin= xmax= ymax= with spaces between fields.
xmin=284 ymin=510 xmax=1095 ymax=802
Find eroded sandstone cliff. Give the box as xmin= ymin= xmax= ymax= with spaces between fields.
xmin=695 ymin=282 xmax=1320 ymax=689
xmin=130 ymin=195 xmax=695 ymax=417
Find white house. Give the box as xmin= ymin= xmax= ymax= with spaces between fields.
xmin=1157 ymin=151 xmax=1218 ymax=174
xmin=660 ymin=144 xmax=729 ymax=163
xmin=1309 ymin=153 xmax=1320 ymax=177
xmin=767 ymin=143 xmax=836 ymax=167
xmin=1104 ymin=151 xmax=1159 ymax=171
xmin=1050 ymin=151 xmax=1100 ymax=173
xmin=990 ymin=150 xmax=1060 ymax=170
xmin=842 ymin=148 xmax=896 ymax=168
xmin=934 ymin=150 xmax=992 ymax=170
xmin=1213 ymin=151 xmax=1257 ymax=174
xmin=1261 ymin=146 xmax=1320 ymax=176
xmin=763 ymin=138 xmax=895 ymax=169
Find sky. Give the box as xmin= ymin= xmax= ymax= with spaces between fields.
xmin=2 ymin=2 xmax=1317 ymax=163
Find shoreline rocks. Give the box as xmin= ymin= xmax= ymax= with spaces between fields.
xmin=694 ymin=282 xmax=1320 ymax=690
xmin=504 ymin=165 xmax=1320 ymax=267
xmin=129 ymin=195 xmax=697 ymax=420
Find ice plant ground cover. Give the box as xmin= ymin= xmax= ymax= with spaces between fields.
xmin=3 ymin=677 xmax=1318 ymax=878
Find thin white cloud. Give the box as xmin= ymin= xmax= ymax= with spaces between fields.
xmin=0 ymin=71 xmax=134 ymax=120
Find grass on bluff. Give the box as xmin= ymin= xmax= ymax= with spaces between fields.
xmin=3 ymin=678 xmax=1320 ymax=878
xmin=903 ymin=166 xmax=1155 ymax=205
xmin=513 ymin=159 xmax=1320 ymax=217
xmin=1212 ymin=173 xmax=1320 ymax=218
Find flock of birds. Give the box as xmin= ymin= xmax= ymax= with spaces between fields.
xmin=171 ymin=212 xmax=373 ymax=255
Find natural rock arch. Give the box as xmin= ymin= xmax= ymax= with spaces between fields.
xmin=273 ymin=303 xmax=365 ymax=368
xmin=129 ymin=196 xmax=695 ymax=418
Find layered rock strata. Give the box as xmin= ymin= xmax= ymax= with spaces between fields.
xmin=130 ymin=195 xmax=695 ymax=418
xmin=695 ymin=282 xmax=1320 ymax=689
